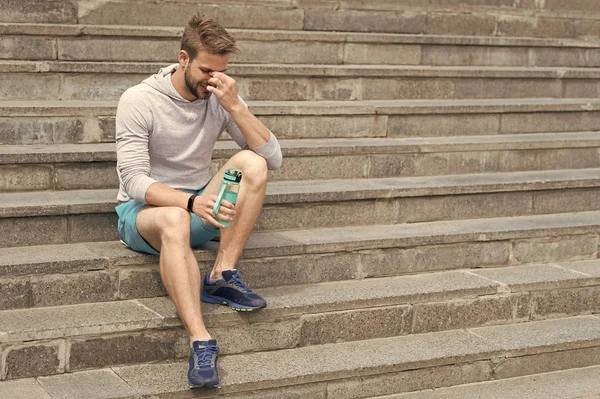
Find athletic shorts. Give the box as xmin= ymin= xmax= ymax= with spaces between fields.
xmin=115 ymin=187 xmax=219 ymax=256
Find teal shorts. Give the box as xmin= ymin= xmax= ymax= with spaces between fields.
xmin=115 ymin=188 xmax=219 ymax=256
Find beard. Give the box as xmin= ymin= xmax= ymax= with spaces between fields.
xmin=184 ymin=66 xmax=210 ymax=100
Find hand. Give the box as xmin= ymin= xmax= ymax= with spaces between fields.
xmin=192 ymin=195 xmax=236 ymax=229
xmin=206 ymin=72 xmax=243 ymax=113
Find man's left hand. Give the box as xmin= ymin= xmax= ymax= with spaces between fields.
xmin=207 ymin=72 xmax=243 ymax=113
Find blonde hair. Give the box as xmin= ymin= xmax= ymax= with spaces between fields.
xmin=181 ymin=13 xmax=240 ymax=59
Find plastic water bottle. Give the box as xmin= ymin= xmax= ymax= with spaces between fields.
xmin=212 ymin=168 xmax=242 ymax=227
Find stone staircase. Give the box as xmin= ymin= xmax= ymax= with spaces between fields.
xmin=1 ymin=0 xmax=600 ymax=398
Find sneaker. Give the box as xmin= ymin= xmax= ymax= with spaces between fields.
xmin=188 ymin=340 xmax=221 ymax=389
xmin=201 ymin=269 xmax=267 ymax=311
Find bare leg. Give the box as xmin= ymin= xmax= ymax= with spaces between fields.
xmin=201 ymin=150 xmax=268 ymax=279
xmin=136 ymin=206 xmax=211 ymax=345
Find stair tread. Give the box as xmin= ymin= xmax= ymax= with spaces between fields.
xmin=1 ymin=259 xmax=598 ymax=343
xmin=2 ymin=98 xmax=600 ymax=116
xmin=1 ymin=169 xmax=599 ymax=217
xmin=2 ymin=132 xmax=600 ymax=164
xmin=4 ymin=59 xmax=600 ymax=78
xmin=3 ymin=316 xmax=597 ymax=397
xmin=375 ymin=365 xmax=600 ymax=399
xmin=2 ymin=211 xmax=599 ymax=276
xmin=4 ymin=22 xmax=600 ymax=49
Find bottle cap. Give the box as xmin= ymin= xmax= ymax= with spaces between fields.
xmin=224 ymin=168 xmax=242 ymax=183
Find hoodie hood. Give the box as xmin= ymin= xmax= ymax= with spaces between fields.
xmin=142 ymin=63 xmax=190 ymax=102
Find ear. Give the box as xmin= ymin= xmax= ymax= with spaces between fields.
xmin=178 ymin=50 xmax=189 ymax=68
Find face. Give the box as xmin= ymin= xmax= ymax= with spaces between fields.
xmin=182 ymin=49 xmax=229 ymax=100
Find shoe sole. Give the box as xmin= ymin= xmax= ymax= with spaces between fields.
xmin=188 ymin=383 xmax=222 ymax=389
xmin=201 ymin=292 xmax=266 ymax=312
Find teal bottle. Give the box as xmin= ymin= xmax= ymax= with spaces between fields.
xmin=212 ymin=168 xmax=242 ymax=227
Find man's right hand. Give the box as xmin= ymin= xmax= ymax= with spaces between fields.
xmin=192 ymin=194 xmax=236 ymax=229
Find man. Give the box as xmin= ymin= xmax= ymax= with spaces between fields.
xmin=115 ymin=14 xmax=282 ymax=389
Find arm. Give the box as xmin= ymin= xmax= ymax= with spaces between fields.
xmin=116 ymin=90 xmax=232 ymax=227
xmin=208 ymin=72 xmax=282 ymax=169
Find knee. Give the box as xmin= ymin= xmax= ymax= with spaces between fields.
xmin=237 ymin=150 xmax=267 ymax=186
xmin=157 ymin=207 xmax=191 ymax=243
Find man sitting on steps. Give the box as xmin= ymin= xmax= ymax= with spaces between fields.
xmin=114 ymin=13 xmax=282 ymax=389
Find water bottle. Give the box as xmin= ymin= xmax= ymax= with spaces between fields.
xmin=212 ymin=168 xmax=242 ymax=227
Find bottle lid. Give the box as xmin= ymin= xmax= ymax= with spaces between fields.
xmin=224 ymin=168 xmax=242 ymax=183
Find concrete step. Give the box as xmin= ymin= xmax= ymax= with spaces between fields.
xmin=8 ymin=0 xmax=600 ymax=40
xmin=3 ymin=133 xmax=600 ymax=191
xmin=3 ymin=98 xmax=600 ymax=144
xmin=376 ymin=365 xmax=600 ymax=399
xmin=2 ymin=206 xmax=600 ymax=301
xmin=6 ymin=23 xmax=600 ymax=68
xmin=1 ymin=169 xmax=600 ymax=247
xmin=4 ymin=61 xmax=600 ymax=101
xmin=2 ymin=315 xmax=599 ymax=397
xmin=1 ymin=207 xmax=599 ymax=306
xmin=0 ymin=260 xmax=599 ymax=379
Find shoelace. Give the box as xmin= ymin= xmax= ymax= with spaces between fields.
xmin=228 ymin=272 xmax=251 ymax=292
xmin=195 ymin=345 xmax=218 ymax=368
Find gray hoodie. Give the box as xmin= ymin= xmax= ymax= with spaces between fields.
xmin=115 ymin=64 xmax=282 ymax=203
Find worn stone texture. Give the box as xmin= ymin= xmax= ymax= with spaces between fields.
xmin=270 ymin=154 xmax=371 ymax=180
xmin=493 ymin=346 xmax=600 ymax=379
xmin=58 ymin=38 xmax=180 ymax=62
xmin=413 ymin=295 xmax=529 ymax=333
xmin=0 ymin=118 xmax=56 ymax=145
xmin=471 ymin=316 xmax=600 ymax=355
xmin=30 ymin=271 xmax=116 ymax=307
xmin=396 ymin=365 xmax=600 ymax=398
xmin=235 ymin=40 xmax=341 ymax=64
xmin=0 ymin=216 xmax=69 ymax=248
xmin=388 ymin=113 xmax=500 ymax=137
xmin=236 ymin=252 xmax=361 ymax=288
xmin=0 ymin=36 xmax=54 ymax=61
xmin=60 ymin=74 xmax=147 ymax=101
xmin=37 ymin=369 xmax=138 ymax=399
xmin=304 ymin=9 xmax=427 ymax=33
xmin=0 ymin=277 xmax=32 ymax=311
xmin=117 ymin=268 xmax=167 ymax=299
xmin=0 ymin=378 xmax=52 ymax=399
xmin=55 ymin=163 xmax=118 ymax=190
xmin=362 ymin=77 xmax=456 ymax=100
xmin=533 ymin=286 xmax=600 ymax=318
xmin=258 ymin=115 xmax=387 ymax=139
xmin=0 ymin=300 xmax=162 ymax=342
xmin=497 ymin=16 xmax=576 ymax=39
xmin=326 ymin=361 xmax=492 ymax=399
xmin=534 ymin=188 xmax=600 ymax=214
xmin=68 ymin=331 xmax=179 ymax=370
xmin=0 ymin=165 xmax=53 ymax=192
xmin=0 ymin=74 xmax=60 ymax=101
xmin=3 ymin=340 xmax=65 ymax=380
xmin=473 ymin=264 xmax=594 ymax=292
xmin=299 ymin=305 xmax=412 ymax=346
xmin=501 ymin=112 xmax=600 ymax=134
xmin=455 ymin=78 xmax=562 ymax=99
xmin=426 ymin=13 xmax=496 ymax=36
xmin=210 ymin=320 xmax=302 ymax=355
xmin=343 ymin=43 xmax=421 ymax=65
xmin=0 ymin=0 xmax=77 ymax=23
xmin=512 ymin=235 xmax=599 ymax=264
xmin=422 ymin=45 xmax=530 ymax=67
xmin=360 ymin=241 xmax=510 ymax=277
xmin=68 ymin=213 xmax=118 ymax=243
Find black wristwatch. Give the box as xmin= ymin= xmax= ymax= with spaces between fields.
xmin=187 ymin=193 xmax=198 ymax=212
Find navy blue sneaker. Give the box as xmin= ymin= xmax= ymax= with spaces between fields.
xmin=188 ymin=340 xmax=221 ymax=389
xmin=201 ymin=269 xmax=267 ymax=311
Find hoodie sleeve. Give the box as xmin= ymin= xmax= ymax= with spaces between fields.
xmin=225 ymin=96 xmax=283 ymax=170
xmin=115 ymin=88 xmax=158 ymax=202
